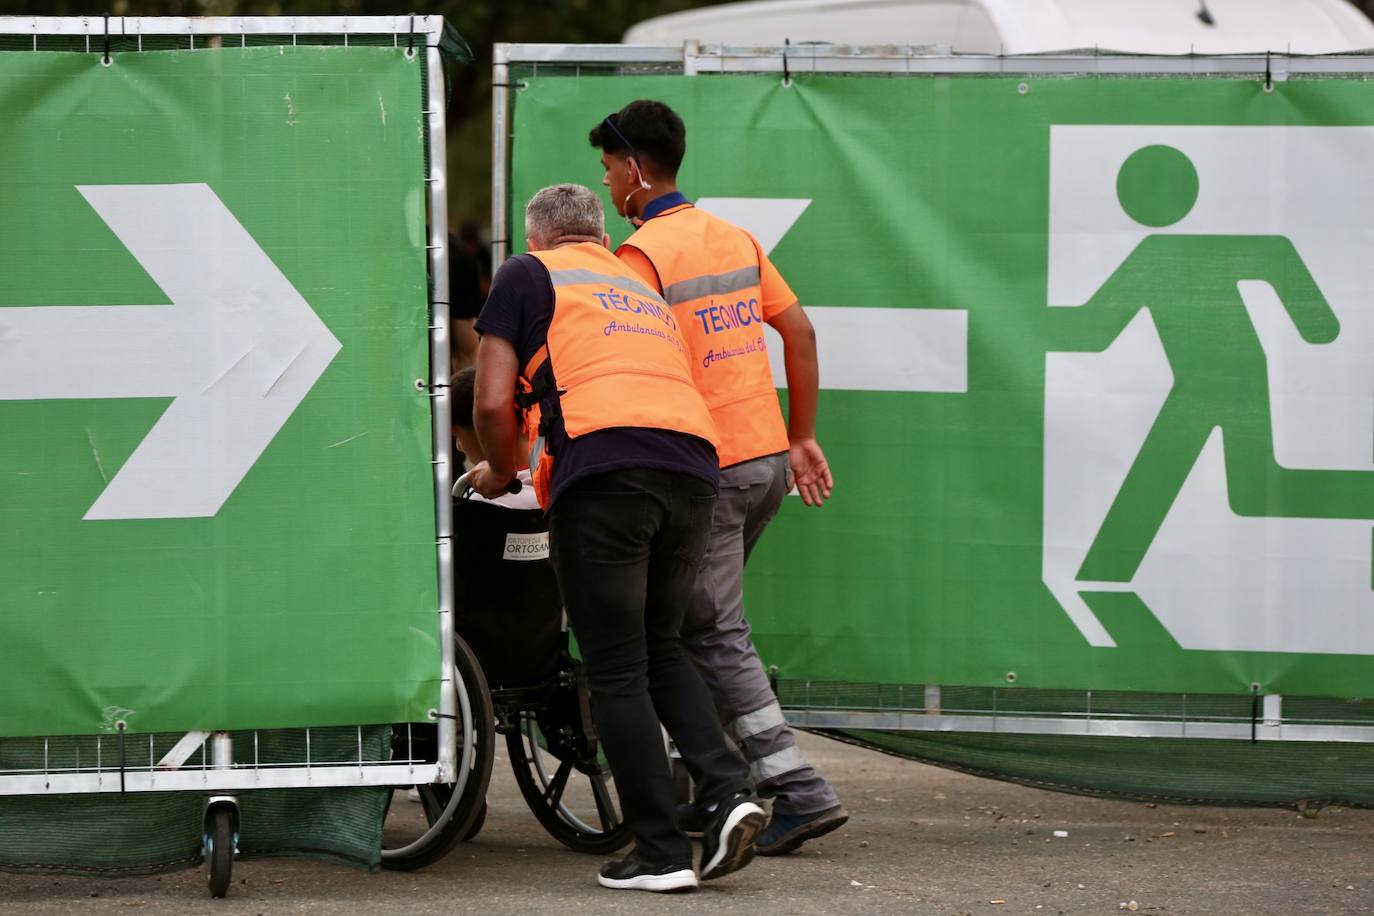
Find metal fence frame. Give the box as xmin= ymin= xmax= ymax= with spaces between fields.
xmin=0 ymin=14 xmax=464 ymax=796
xmin=493 ymin=41 xmax=1374 ymax=745
xmin=782 ymin=703 xmax=1374 ymax=744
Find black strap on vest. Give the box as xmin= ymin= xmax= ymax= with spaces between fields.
xmin=515 ymin=356 xmax=561 ymax=438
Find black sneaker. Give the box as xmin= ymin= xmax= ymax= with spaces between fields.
xmin=699 ymin=792 xmax=766 ymax=880
xmin=597 ymin=853 xmax=698 ymax=892
xmin=675 ymin=801 xmax=708 ymax=836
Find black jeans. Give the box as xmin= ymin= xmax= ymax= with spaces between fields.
xmin=550 ymin=468 xmax=752 ymax=866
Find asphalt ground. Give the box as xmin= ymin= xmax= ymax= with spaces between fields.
xmin=0 ymin=730 xmax=1370 ymax=915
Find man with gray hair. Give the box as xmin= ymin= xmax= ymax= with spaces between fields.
xmin=468 ymin=184 xmax=764 ymax=892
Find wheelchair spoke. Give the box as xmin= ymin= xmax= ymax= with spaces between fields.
xmin=588 ymin=771 xmax=619 ymax=830
xmin=543 ymin=760 xmax=573 ymax=807
xmin=417 ymin=785 xmax=445 ymax=825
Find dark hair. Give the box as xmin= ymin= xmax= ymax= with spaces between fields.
xmin=449 ymin=233 xmax=484 ymax=320
xmin=451 ymin=365 xmax=476 ymax=428
xmin=588 ymin=99 xmax=686 ymax=176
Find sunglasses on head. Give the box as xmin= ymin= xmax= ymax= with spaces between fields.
xmin=602 ymin=113 xmax=641 ymax=162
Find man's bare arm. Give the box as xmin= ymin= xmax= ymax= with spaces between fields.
xmin=470 ymin=334 xmax=520 ymax=496
xmin=768 ymin=303 xmax=832 ymax=506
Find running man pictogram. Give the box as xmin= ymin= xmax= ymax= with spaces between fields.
xmin=1053 ymin=143 xmax=1374 ymax=586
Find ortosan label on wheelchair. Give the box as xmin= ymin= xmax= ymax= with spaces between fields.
xmin=504 ymin=531 xmax=550 ymax=561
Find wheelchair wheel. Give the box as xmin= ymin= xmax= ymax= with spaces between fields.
xmin=506 ymin=710 xmax=632 ymax=855
xmin=381 ymin=634 xmax=495 ymax=871
xmin=463 ymin=799 xmax=488 ymax=841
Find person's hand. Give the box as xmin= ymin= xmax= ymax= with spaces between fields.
xmin=468 ymin=461 xmax=514 ymax=499
xmin=788 ymin=438 xmax=833 ymax=507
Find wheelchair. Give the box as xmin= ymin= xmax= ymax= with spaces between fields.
xmin=379 ymin=475 xmax=630 ymax=869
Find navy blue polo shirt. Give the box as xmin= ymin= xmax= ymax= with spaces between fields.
xmin=641 ymin=190 xmax=690 ymax=220
xmin=475 ymin=252 xmax=720 ymax=507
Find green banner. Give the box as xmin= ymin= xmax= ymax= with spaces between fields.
xmin=511 ymin=73 xmax=1374 ymax=699
xmin=0 ymin=48 xmax=438 ymax=737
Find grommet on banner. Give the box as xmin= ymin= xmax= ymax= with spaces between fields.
xmin=781 ymin=37 xmax=791 ymax=87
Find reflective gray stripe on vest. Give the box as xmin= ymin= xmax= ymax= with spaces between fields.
xmin=547 ymin=268 xmax=667 ymax=305
xmin=730 ymin=703 xmax=787 ymax=741
xmin=662 ymin=266 xmax=761 ymax=306
xmin=750 ymin=745 xmax=805 ymax=783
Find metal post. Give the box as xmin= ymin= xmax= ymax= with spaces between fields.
xmin=425 ymin=40 xmax=458 ymax=784
xmin=211 ymin=732 xmax=232 ymax=770
xmin=1263 ymin=694 xmax=1284 ymax=731
xmin=923 ymin=684 xmax=941 ymax=716
xmin=682 ymin=40 xmax=699 ymax=76
xmin=492 ymin=43 xmax=511 ymax=268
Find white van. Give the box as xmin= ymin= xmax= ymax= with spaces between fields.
xmin=624 ymin=0 xmax=1374 ymax=54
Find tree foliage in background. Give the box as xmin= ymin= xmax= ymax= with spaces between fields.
xmin=3 ymin=0 xmax=1374 ymax=227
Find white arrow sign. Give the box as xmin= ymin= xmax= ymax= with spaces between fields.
xmin=0 ymin=184 xmax=342 ymax=520
xmin=695 ymin=197 xmax=968 ymax=393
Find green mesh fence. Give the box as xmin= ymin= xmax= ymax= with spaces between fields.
xmin=0 ymin=727 xmax=393 ymax=876
xmin=829 ymin=729 xmax=1374 ymax=810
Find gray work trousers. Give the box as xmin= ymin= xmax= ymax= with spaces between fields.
xmin=681 ymin=451 xmax=840 ymax=816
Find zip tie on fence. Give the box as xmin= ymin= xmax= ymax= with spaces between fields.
xmin=102 ymin=15 xmax=111 ymax=66
xmin=1263 ymin=51 xmax=1272 ymax=91
xmin=782 ymin=37 xmax=791 ymax=87
xmin=116 ymin=719 xmax=127 ymax=793
xmin=407 ymin=15 xmax=415 ymax=57
xmin=1249 ymin=683 xmax=1261 ymax=744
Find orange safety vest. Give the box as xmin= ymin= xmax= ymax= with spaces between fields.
xmin=623 ymin=205 xmax=789 ymax=468
xmin=518 ymin=242 xmax=719 ymax=509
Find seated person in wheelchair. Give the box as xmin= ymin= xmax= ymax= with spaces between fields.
xmin=452 ymin=366 xmax=538 ymax=510
xmin=450 ymin=366 xmax=560 ymax=688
